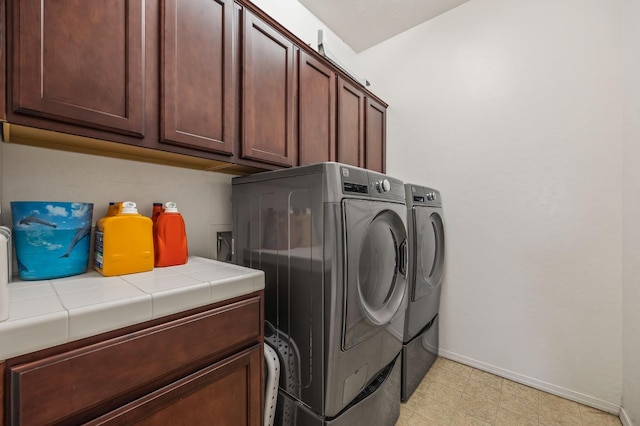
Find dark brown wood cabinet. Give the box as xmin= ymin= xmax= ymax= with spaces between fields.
xmin=337 ymin=76 xmax=365 ymax=168
xmin=365 ymin=97 xmax=387 ymax=173
xmin=160 ymin=0 xmax=234 ymax=155
xmin=298 ymin=50 xmax=336 ymax=165
xmin=87 ymin=345 xmax=261 ymax=426
xmin=12 ymin=0 xmax=145 ymax=137
xmin=5 ymin=0 xmax=386 ymax=173
xmin=0 ymin=0 xmax=6 ymax=122
xmin=0 ymin=362 xmax=4 ymax=424
xmin=241 ymin=9 xmax=297 ymax=167
xmin=3 ymin=292 xmax=264 ymax=426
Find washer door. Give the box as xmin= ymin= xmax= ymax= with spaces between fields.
xmin=413 ymin=207 xmax=445 ymax=301
xmin=342 ymin=199 xmax=408 ymax=350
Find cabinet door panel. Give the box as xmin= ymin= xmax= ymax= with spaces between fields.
xmin=299 ymin=51 xmax=335 ymax=165
xmin=242 ymin=11 xmax=295 ymax=166
xmin=9 ymin=296 xmax=261 ymax=426
xmin=337 ymin=77 xmax=364 ymax=168
xmin=365 ymin=97 xmax=386 ymax=173
xmin=161 ymin=0 xmax=234 ymax=155
xmin=0 ymin=0 xmax=5 ymax=122
xmin=0 ymin=362 xmax=4 ymax=424
xmin=87 ymin=345 xmax=262 ymax=426
xmin=13 ymin=0 xmax=144 ymax=136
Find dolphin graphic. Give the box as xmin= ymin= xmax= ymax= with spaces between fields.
xmin=60 ymin=223 xmax=91 ymax=258
xmin=19 ymin=214 xmax=57 ymax=228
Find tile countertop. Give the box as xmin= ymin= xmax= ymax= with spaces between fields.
xmin=0 ymin=256 xmax=265 ymax=361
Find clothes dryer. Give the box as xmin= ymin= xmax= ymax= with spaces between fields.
xmin=401 ymin=184 xmax=445 ymax=402
xmin=233 ymin=163 xmax=408 ymax=426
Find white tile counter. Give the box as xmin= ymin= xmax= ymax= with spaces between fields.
xmin=0 ymin=256 xmax=264 ymax=361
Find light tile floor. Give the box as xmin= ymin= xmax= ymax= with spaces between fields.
xmin=397 ymin=357 xmax=622 ymax=426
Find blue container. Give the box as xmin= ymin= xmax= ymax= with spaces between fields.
xmin=11 ymin=201 xmax=94 ymax=280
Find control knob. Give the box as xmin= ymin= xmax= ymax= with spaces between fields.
xmin=426 ymin=192 xmax=436 ymax=201
xmin=375 ymin=179 xmax=391 ymax=193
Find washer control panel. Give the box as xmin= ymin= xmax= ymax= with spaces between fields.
xmin=407 ymin=184 xmax=442 ymax=207
xmin=374 ymin=179 xmax=391 ymax=193
xmin=339 ymin=165 xmax=405 ymax=202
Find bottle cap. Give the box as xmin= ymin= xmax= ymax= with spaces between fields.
xmin=163 ymin=202 xmax=179 ymax=213
xmin=121 ymin=201 xmax=138 ymax=214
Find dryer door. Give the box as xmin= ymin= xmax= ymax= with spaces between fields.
xmin=412 ymin=207 xmax=445 ymax=301
xmin=342 ymin=199 xmax=408 ymax=350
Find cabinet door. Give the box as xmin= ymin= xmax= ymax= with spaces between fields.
xmin=9 ymin=296 xmax=262 ymax=425
xmin=337 ymin=77 xmax=364 ymax=168
xmin=0 ymin=362 xmax=4 ymax=424
xmin=365 ymin=97 xmax=387 ymax=173
xmin=13 ymin=0 xmax=144 ymax=136
xmin=242 ymin=10 xmax=296 ymax=167
xmin=298 ymin=51 xmax=335 ymax=166
xmin=87 ymin=345 xmax=262 ymax=426
xmin=0 ymin=0 xmax=6 ymax=122
xmin=161 ymin=0 xmax=234 ymax=155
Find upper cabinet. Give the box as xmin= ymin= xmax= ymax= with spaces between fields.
xmin=337 ymin=77 xmax=365 ymax=168
xmin=0 ymin=0 xmax=6 ymax=122
xmin=160 ymin=0 xmax=234 ymax=156
xmin=298 ymin=50 xmax=336 ymax=166
xmin=6 ymin=0 xmax=386 ymax=173
xmin=241 ymin=10 xmax=296 ymax=167
xmin=12 ymin=0 xmax=145 ymax=137
xmin=365 ymin=97 xmax=387 ymax=173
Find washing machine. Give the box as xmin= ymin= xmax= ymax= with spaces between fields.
xmin=401 ymin=184 xmax=445 ymax=402
xmin=232 ymin=163 xmax=408 ymax=426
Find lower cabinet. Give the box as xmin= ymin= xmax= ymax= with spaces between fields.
xmin=87 ymin=345 xmax=262 ymax=425
xmin=3 ymin=292 xmax=263 ymax=426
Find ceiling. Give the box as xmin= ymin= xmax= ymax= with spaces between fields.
xmin=298 ymin=0 xmax=471 ymax=53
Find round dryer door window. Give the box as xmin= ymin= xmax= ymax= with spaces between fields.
xmin=342 ymin=199 xmax=408 ymax=350
xmin=413 ymin=208 xmax=445 ymax=301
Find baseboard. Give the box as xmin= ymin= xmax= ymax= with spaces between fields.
xmin=438 ymin=349 xmax=621 ymax=415
xmin=620 ymin=407 xmax=634 ymax=426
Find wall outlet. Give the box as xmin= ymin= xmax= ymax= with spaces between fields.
xmin=208 ymin=224 xmax=232 ymax=262
xmin=217 ymin=231 xmax=233 ymax=262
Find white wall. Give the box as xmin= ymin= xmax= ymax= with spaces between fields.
xmin=0 ymin=143 xmax=234 ymax=261
xmin=622 ymin=0 xmax=640 ymax=421
xmin=355 ymin=0 xmax=624 ymax=412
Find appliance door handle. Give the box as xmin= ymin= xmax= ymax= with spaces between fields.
xmin=399 ymin=239 xmax=407 ymax=277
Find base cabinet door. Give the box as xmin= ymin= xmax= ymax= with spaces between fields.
xmin=12 ymin=0 xmax=145 ymax=136
xmin=7 ymin=294 xmax=263 ymax=426
xmin=161 ymin=0 xmax=234 ymax=155
xmin=87 ymin=345 xmax=262 ymax=426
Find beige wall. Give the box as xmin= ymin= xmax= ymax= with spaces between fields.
xmin=1 ymin=143 xmax=235 ymax=261
xmin=622 ymin=0 xmax=640 ymax=422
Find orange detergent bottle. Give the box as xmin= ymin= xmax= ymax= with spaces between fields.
xmin=151 ymin=202 xmax=164 ymax=224
xmin=153 ymin=201 xmax=188 ymax=267
xmin=94 ymin=201 xmax=154 ymax=276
